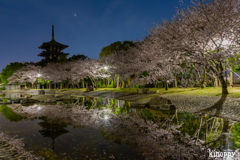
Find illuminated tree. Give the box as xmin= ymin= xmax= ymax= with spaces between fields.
xmin=8 ymin=64 xmax=43 ymax=88
xmin=149 ymin=0 xmax=240 ymax=94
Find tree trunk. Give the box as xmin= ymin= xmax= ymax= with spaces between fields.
xmin=117 ymin=77 xmax=119 ymax=88
xmin=200 ymin=70 xmax=206 ymax=89
xmin=175 ymin=75 xmax=177 ymax=88
xmin=95 ymin=81 xmax=98 ymax=90
xmin=218 ymin=72 xmax=228 ymax=95
xmin=117 ymin=100 xmax=120 ymax=108
xmin=54 ymin=83 xmax=56 ymax=89
xmin=215 ymin=77 xmax=218 ymax=87
xmin=205 ymin=116 xmax=208 ymax=143
xmin=220 ymin=119 xmax=229 ymax=150
xmin=230 ymin=67 xmax=233 ymax=87
xmin=218 ymin=80 xmax=222 ymax=86
xmin=165 ymin=80 xmax=168 ymax=90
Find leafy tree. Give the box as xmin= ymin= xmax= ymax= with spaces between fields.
xmin=0 ymin=105 xmax=23 ymax=122
xmin=67 ymin=54 xmax=88 ymax=61
xmin=57 ymin=55 xmax=68 ymax=62
xmin=99 ymin=41 xmax=135 ymax=58
xmin=0 ymin=62 xmax=23 ymax=85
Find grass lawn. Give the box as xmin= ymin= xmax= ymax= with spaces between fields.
xmin=93 ymin=87 xmax=240 ymax=98
xmin=2 ymin=87 xmax=240 ymax=98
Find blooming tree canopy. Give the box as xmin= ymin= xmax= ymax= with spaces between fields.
xmin=149 ymin=0 xmax=240 ymax=94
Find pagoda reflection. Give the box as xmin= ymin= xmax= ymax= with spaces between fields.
xmin=38 ymin=119 xmax=69 ymax=151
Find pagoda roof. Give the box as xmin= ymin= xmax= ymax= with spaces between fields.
xmin=38 ymin=39 xmax=69 ymax=50
xmin=38 ymin=50 xmax=69 ymax=57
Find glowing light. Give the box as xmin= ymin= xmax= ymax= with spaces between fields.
xmin=104 ymin=66 xmax=108 ymax=70
xmin=37 ymin=74 xmax=41 ymax=77
xmin=104 ymin=115 xmax=109 ymax=120
xmin=38 ymin=107 xmax=41 ymax=110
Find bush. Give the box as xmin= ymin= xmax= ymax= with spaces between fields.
xmin=132 ymin=85 xmax=139 ymax=88
xmin=107 ymin=85 xmax=113 ymax=88
xmin=97 ymin=82 xmax=107 ymax=88
xmin=107 ymin=81 xmax=114 ymax=88
xmin=0 ymin=87 xmax=5 ymax=90
xmin=97 ymin=81 xmax=115 ymax=88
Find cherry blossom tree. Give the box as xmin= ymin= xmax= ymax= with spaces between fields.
xmin=43 ymin=62 xmax=70 ymax=88
xmin=8 ymin=64 xmax=44 ymax=88
xmin=104 ymin=37 xmax=182 ymax=89
xmin=149 ymin=0 xmax=240 ymax=94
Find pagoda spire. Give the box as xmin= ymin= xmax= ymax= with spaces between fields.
xmin=52 ymin=23 xmax=55 ymax=41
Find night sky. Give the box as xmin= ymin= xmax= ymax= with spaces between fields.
xmin=0 ymin=0 xmax=191 ymax=72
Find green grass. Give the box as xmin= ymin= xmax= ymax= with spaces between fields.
xmin=3 ymin=87 xmax=240 ymax=98
xmin=93 ymin=87 xmax=240 ymax=98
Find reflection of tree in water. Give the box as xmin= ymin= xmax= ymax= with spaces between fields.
xmin=38 ymin=118 xmax=69 ymax=151
xmin=47 ymin=97 xmax=240 ymax=153
xmin=76 ymin=97 xmax=132 ymax=115
xmin=8 ymin=102 xmax=218 ymax=159
xmin=207 ymin=118 xmax=239 ymax=153
xmin=177 ymin=113 xmax=238 ymax=153
xmin=0 ymin=105 xmax=23 ymax=122
xmin=230 ymin=122 xmax=240 ymax=149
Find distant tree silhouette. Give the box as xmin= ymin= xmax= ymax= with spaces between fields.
xmin=99 ymin=41 xmax=135 ymax=58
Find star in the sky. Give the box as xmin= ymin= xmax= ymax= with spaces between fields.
xmin=74 ymin=14 xmax=77 ymax=16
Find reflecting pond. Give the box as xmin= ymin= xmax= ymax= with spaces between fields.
xmin=0 ymin=94 xmax=240 ymax=159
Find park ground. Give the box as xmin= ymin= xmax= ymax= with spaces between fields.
xmin=2 ymin=86 xmax=240 ymax=98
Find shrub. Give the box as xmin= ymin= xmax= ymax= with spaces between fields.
xmin=97 ymin=82 xmax=107 ymax=88
xmin=132 ymin=85 xmax=139 ymax=88
xmin=0 ymin=87 xmax=5 ymax=90
xmin=107 ymin=81 xmax=114 ymax=88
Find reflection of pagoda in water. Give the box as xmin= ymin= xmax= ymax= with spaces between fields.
xmin=38 ymin=120 xmax=69 ymax=150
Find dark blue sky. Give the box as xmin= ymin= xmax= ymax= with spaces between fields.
xmin=0 ymin=0 xmax=191 ymax=72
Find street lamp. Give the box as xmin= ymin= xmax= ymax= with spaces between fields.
xmin=104 ymin=115 xmax=109 ymax=120
xmin=104 ymin=66 xmax=108 ymax=70
xmin=36 ymin=74 xmax=42 ymax=89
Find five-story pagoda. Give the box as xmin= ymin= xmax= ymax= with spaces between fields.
xmin=38 ymin=23 xmax=69 ymax=62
